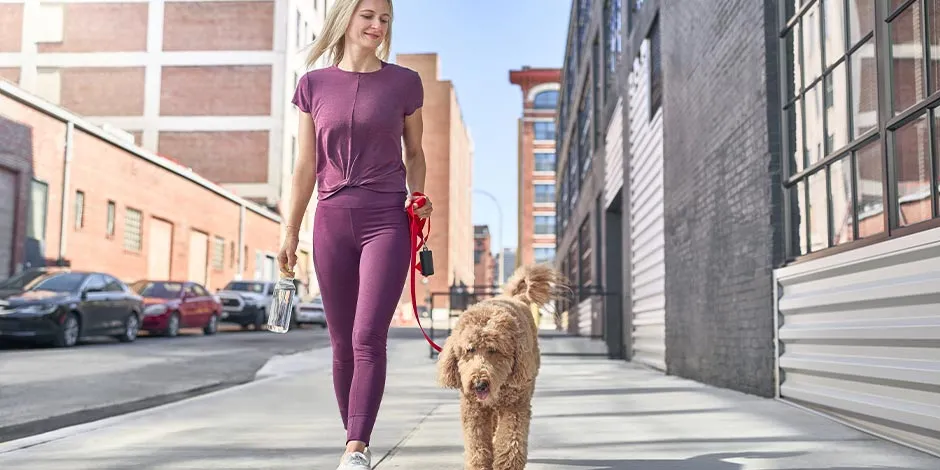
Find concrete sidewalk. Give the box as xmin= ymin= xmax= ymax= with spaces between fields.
xmin=0 ymin=331 xmax=936 ymax=469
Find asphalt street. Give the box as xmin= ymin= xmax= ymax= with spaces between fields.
xmin=0 ymin=323 xmax=332 ymax=443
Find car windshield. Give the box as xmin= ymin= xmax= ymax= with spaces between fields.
xmin=131 ymin=281 xmax=183 ymax=299
xmin=0 ymin=270 xmax=53 ymax=290
xmin=225 ymin=282 xmax=266 ymax=293
xmin=30 ymin=273 xmax=86 ymax=293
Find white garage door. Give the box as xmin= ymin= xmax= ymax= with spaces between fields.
xmin=188 ymin=230 xmax=208 ymax=284
xmin=628 ymin=39 xmax=667 ymax=372
xmin=0 ymin=167 xmax=16 ymax=278
xmin=147 ymin=218 xmax=173 ymax=280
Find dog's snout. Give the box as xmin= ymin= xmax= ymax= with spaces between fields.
xmin=473 ymin=380 xmax=490 ymax=392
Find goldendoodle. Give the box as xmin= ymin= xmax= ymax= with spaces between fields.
xmin=437 ymin=264 xmax=561 ymax=470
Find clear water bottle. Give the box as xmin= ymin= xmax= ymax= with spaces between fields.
xmin=266 ymin=277 xmax=296 ymax=334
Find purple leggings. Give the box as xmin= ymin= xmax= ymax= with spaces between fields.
xmin=312 ymin=187 xmax=411 ymax=445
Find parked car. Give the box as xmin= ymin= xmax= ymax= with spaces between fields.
xmin=129 ymin=280 xmax=222 ymax=337
xmin=0 ymin=270 xmax=143 ymax=347
xmin=0 ymin=266 xmax=70 ymax=299
xmin=296 ymin=296 xmax=327 ymax=328
xmin=217 ymin=280 xmax=274 ymax=330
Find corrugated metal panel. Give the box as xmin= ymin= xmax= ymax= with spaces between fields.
xmin=774 ymin=228 xmax=940 ymax=457
xmin=628 ymin=41 xmax=666 ymax=371
xmin=578 ymin=298 xmax=593 ymax=337
xmin=604 ymin=97 xmax=625 ymax=208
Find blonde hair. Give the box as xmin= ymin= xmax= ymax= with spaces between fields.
xmin=305 ymin=0 xmax=393 ymax=69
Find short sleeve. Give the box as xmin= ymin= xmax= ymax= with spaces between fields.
xmin=404 ymin=71 xmax=424 ymax=116
xmin=292 ymin=73 xmax=311 ymax=113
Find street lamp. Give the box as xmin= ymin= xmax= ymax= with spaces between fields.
xmin=473 ymin=189 xmax=504 ymax=286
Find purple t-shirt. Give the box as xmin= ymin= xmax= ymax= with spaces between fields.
xmin=291 ymin=62 xmax=424 ymax=200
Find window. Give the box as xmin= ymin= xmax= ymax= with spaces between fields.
xmin=578 ymin=219 xmax=592 ymax=286
xmin=535 ymin=183 xmax=556 ymax=204
xmin=534 ymin=247 xmax=556 ymax=264
xmin=780 ymin=0 xmax=908 ymax=261
xmin=36 ymin=4 xmax=64 ymax=43
xmin=212 ymin=236 xmax=225 ymax=270
xmin=106 ymin=201 xmax=116 ymax=238
xmin=533 ymin=121 xmax=555 ymax=141
xmin=474 ymin=250 xmax=483 ymax=264
xmin=605 ymin=0 xmax=623 ymax=96
xmin=230 ymin=241 xmax=236 ymax=268
xmin=124 ymin=208 xmax=142 ymax=252
xmin=27 ymin=179 xmax=48 ymax=243
xmin=102 ymin=275 xmax=125 ymax=292
xmin=649 ymin=18 xmax=662 ymax=116
xmin=578 ymin=80 xmax=593 ymax=180
xmin=535 ymin=152 xmax=556 ymax=172
xmin=534 ymin=215 xmax=556 ymax=235
xmin=533 ymin=90 xmax=559 ymax=109
xmin=73 ymin=190 xmax=84 ymax=229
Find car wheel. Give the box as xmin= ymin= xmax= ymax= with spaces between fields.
xmin=54 ymin=313 xmax=81 ymax=348
xmin=116 ymin=313 xmax=140 ymax=343
xmin=204 ymin=314 xmax=219 ymax=335
xmin=253 ymin=308 xmax=266 ymax=331
xmin=165 ymin=313 xmax=181 ymax=337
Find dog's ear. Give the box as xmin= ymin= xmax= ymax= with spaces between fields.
xmin=505 ymin=314 xmax=539 ymax=388
xmin=437 ymin=335 xmax=461 ymax=389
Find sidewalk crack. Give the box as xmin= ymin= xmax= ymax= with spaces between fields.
xmin=372 ymin=403 xmax=442 ymax=468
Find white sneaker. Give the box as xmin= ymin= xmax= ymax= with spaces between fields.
xmin=337 ymin=447 xmax=372 ymax=469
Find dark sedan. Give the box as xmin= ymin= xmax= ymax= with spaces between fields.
xmin=0 ymin=271 xmax=144 ymax=347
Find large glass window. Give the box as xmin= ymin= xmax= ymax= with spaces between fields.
xmin=534 ymin=121 xmax=555 ymax=141
xmin=535 ymin=183 xmax=556 ymax=204
xmin=578 ymin=80 xmax=593 ymax=180
xmin=535 ymin=152 xmax=557 ymax=172
xmin=578 ymin=219 xmax=592 ymax=286
xmin=649 ymin=17 xmax=662 ymax=116
xmin=781 ymin=0 xmax=940 ymax=261
xmin=535 ymin=247 xmax=556 ymax=264
xmin=605 ymin=0 xmax=623 ymax=97
xmin=535 ymin=215 xmax=556 ymax=235
xmin=533 ymin=90 xmax=559 ymax=109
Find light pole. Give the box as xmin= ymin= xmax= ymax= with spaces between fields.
xmin=473 ymin=189 xmax=504 ymax=286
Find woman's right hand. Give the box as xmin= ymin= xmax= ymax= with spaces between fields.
xmin=277 ymin=233 xmax=299 ymax=277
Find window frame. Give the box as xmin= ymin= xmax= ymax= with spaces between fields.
xmin=778 ymin=0 xmax=940 ymax=264
xmin=533 ymin=120 xmax=556 ymax=141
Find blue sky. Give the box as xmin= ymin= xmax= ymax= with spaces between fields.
xmin=388 ymin=0 xmax=570 ymax=254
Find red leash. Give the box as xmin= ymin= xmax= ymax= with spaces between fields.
xmin=407 ymin=192 xmax=443 ymax=352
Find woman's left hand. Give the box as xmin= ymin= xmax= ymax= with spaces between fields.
xmin=406 ymin=194 xmax=433 ymax=219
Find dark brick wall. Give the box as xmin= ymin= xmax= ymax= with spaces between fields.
xmin=0 ymin=115 xmax=34 ymax=277
xmin=660 ymin=0 xmax=785 ymax=397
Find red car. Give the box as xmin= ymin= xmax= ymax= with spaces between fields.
xmin=129 ymin=280 xmax=222 ymax=337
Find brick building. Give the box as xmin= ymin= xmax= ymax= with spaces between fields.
xmin=509 ymin=67 xmax=560 ymax=273
xmin=472 ymin=225 xmax=495 ymax=288
xmin=0 ymin=0 xmax=335 ymax=293
xmin=553 ymin=0 xmax=940 ymax=456
xmin=395 ymin=53 xmax=474 ymax=316
xmin=0 ymin=80 xmax=280 ymax=287
xmin=0 ymin=115 xmax=31 ymax=278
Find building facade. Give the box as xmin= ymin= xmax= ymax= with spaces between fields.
xmin=395 ymin=53 xmax=474 ymax=315
xmin=0 ymin=114 xmax=32 ymax=278
xmin=0 ymin=0 xmax=334 ymax=293
xmin=556 ymin=0 xmax=940 ymax=457
xmin=509 ymin=67 xmax=561 ymax=272
xmin=473 ymin=225 xmax=495 ymax=288
xmin=0 ymin=80 xmax=281 ymax=286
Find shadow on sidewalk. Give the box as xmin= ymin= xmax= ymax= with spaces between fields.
xmin=528 ymin=451 xmax=914 ymax=469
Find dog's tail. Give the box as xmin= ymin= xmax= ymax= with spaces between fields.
xmin=503 ymin=264 xmax=564 ymax=306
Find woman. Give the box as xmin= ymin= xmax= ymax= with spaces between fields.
xmin=277 ymin=0 xmax=431 ymax=468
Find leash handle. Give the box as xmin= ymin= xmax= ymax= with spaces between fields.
xmin=407 ymin=192 xmax=442 ymax=352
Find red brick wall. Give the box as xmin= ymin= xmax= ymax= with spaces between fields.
xmin=157 ymin=131 xmax=269 ymax=184
xmin=160 ymin=66 xmax=272 ymax=116
xmin=38 ymin=3 xmax=148 ymax=53
xmin=60 ymin=68 xmax=146 ymax=116
xmin=0 ymin=91 xmax=280 ymax=286
xmin=0 ymin=68 xmax=19 ymax=85
xmin=163 ymin=2 xmax=274 ymax=51
xmin=0 ymin=4 xmax=23 ymax=53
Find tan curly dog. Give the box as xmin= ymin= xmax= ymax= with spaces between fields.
xmin=437 ymin=264 xmax=561 ymax=470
